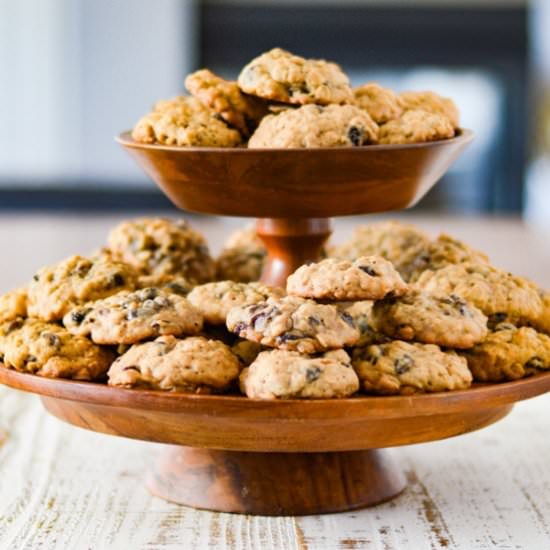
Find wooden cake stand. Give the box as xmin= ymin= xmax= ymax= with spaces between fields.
xmin=3 ymin=129 xmax=550 ymax=516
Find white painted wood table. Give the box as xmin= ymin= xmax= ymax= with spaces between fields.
xmin=1 ymin=213 xmax=550 ymax=550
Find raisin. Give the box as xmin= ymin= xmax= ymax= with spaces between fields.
xmin=277 ymin=332 xmax=302 ymax=344
xmin=126 ymin=309 xmax=139 ymax=321
xmin=489 ymin=312 xmax=508 ymax=327
xmin=348 ymin=126 xmax=364 ymax=146
xmin=340 ymin=312 xmax=355 ymax=328
xmin=122 ymin=365 xmax=140 ymax=372
xmin=306 ymin=367 xmax=322 ymax=382
xmin=70 ymin=309 xmax=89 ymax=325
xmin=308 ymin=316 xmax=321 ymax=327
xmin=525 ymin=356 xmax=544 ymax=370
xmin=41 ymin=332 xmax=61 ymax=348
xmin=394 ymin=354 xmax=414 ymax=374
xmin=359 ymin=265 xmax=378 ymax=277
xmin=33 ymin=274 xmax=39 ymax=282
xmin=108 ymin=273 xmax=125 ymax=288
xmin=233 ymin=322 xmax=247 ymax=335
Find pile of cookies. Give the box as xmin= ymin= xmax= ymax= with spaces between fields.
xmin=1 ymin=217 xmax=549 ymax=400
xmin=132 ymin=47 xmax=459 ymax=149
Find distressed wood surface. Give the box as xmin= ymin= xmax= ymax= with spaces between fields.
xmin=1 ymin=213 xmax=550 ymax=549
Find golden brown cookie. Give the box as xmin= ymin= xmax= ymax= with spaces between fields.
xmin=462 ymin=325 xmax=550 ymax=382
xmin=352 ymin=341 xmax=472 ymax=395
xmin=240 ymin=349 xmax=359 ymax=399
xmin=416 ymin=263 xmax=543 ymax=326
xmin=63 ymin=287 xmax=203 ymax=345
xmin=248 ymin=104 xmax=378 ymax=148
xmin=185 ymin=69 xmax=268 ymax=136
xmin=287 ymin=256 xmax=407 ymax=301
xmin=1 ymin=318 xmax=114 ymax=380
xmin=399 ymin=90 xmax=460 ymax=128
xmin=238 ymin=48 xmax=353 ymax=105
xmin=27 ymin=255 xmax=138 ymax=321
xmin=227 ymin=295 xmax=359 ymax=353
xmin=378 ymin=109 xmax=454 ymax=145
xmin=0 ymin=288 xmax=28 ymax=323
xmin=107 ymin=217 xmax=215 ymax=284
xmin=371 ymin=289 xmax=488 ymax=349
xmin=132 ymin=95 xmax=242 ymax=147
xmin=108 ymin=335 xmax=241 ymax=392
xmin=353 ymin=83 xmax=402 ymax=124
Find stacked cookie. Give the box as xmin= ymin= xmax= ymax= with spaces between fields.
xmin=330 ymin=221 xmax=550 ymax=385
xmin=2 ymin=216 xmax=550 ymax=399
xmin=132 ymin=47 xmax=459 ymax=149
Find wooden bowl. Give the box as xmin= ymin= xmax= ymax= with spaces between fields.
xmin=117 ymin=129 xmax=474 ymax=218
xmin=2 ymin=367 xmax=550 ymax=515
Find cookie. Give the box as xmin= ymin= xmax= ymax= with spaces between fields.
xmin=329 ymin=221 xmax=430 ymax=282
xmin=27 ymin=255 xmax=138 ymax=321
xmin=371 ymin=289 xmax=488 ymax=349
xmin=406 ymin=233 xmax=489 ymax=282
xmin=0 ymin=288 xmax=27 ymax=323
xmin=378 ymin=109 xmax=454 ymax=145
xmin=1 ymin=318 xmax=114 ymax=380
xmin=187 ymin=281 xmax=284 ymax=325
xmin=216 ymin=227 xmax=266 ymax=282
xmin=337 ymin=301 xmax=390 ymax=347
xmin=108 ymin=335 xmax=241 ymax=392
xmin=0 ymin=317 xmax=25 ymax=362
xmin=353 ymin=83 xmax=402 ymax=124
xmin=63 ymin=287 xmax=203 ymax=345
xmin=416 ymin=263 xmax=543 ymax=326
xmin=287 ymin=256 xmax=407 ymax=301
xmin=351 ymin=341 xmax=472 ymax=395
xmin=136 ymin=274 xmax=194 ymax=296
xmin=185 ymin=69 xmax=267 ymax=136
xmin=240 ymin=349 xmax=359 ymax=399
xmin=248 ymin=104 xmax=378 ymax=148
xmin=107 ymin=217 xmax=216 ymax=284
xmin=132 ymin=95 xmax=242 ymax=147
xmin=238 ymin=48 xmax=353 ymax=105
xmin=462 ymin=325 xmax=550 ymax=382
xmin=227 ymin=295 xmax=359 ymax=353
xmin=399 ymin=90 xmax=460 ymax=128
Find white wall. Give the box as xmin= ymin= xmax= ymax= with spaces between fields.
xmin=0 ymin=0 xmax=196 ymax=186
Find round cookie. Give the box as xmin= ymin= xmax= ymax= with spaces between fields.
xmin=27 ymin=255 xmax=138 ymax=321
xmin=108 ymin=335 xmax=241 ymax=393
xmin=371 ymin=289 xmax=488 ymax=349
xmin=240 ymin=349 xmax=359 ymax=399
xmin=351 ymin=341 xmax=472 ymax=395
xmin=185 ymin=69 xmax=267 ymax=136
xmin=416 ymin=262 xmax=543 ymax=326
xmin=378 ymin=109 xmax=454 ymax=145
xmin=1 ymin=318 xmax=114 ymax=380
xmin=337 ymin=301 xmax=390 ymax=347
xmin=107 ymin=217 xmax=216 ymax=284
xmin=0 ymin=288 xmax=27 ymax=323
xmin=248 ymin=104 xmax=378 ymax=148
xmin=187 ymin=281 xmax=284 ymax=325
xmin=238 ymin=48 xmax=353 ymax=106
xmin=216 ymin=227 xmax=266 ymax=283
xmin=399 ymin=90 xmax=460 ymax=128
xmin=63 ymin=287 xmax=203 ymax=345
xmin=462 ymin=325 xmax=550 ymax=382
xmin=353 ymin=83 xmax=402 ymax=124
xmin=132 ymin=95 xmax=242 ymax=147
xmin=406 ymin=233 xmax=489 ymax=282
xmin=0 ymin=317 xmax=25 ymax=362
xmin=329 ymin=221 xmax=430 ymax=282
xmin=226 ymin=295 xmax=359 ymax=353
xmin=286 ymin=256 xmax=407 ymax=301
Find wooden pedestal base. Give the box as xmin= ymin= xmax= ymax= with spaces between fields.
xmin=146 ymin=446 xmax=406 ymax=516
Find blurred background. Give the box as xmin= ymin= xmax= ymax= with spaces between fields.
xmin=1 ymin=0 xmax=549 ymax=217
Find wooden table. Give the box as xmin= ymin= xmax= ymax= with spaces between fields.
xmin=1 ymin=213 xmax=550 ymax=549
